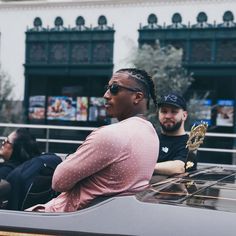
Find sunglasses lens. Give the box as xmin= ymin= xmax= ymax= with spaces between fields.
xmin=110 ymin=84 xmax=119 ymax=95
xmin=2 ymin=139 xmax=7 ymax=145
xmin=2 ymin=138 xmax=12 ymax=146
xmin=105 ymin=84 xmax=119 ymax=95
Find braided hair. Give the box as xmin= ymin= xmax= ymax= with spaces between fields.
xmin=116 ymin=68 xmax=158 ymax=109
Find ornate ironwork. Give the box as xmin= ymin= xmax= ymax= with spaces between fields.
xmin=49 ymin=43 xmax=68 ymax=64
xmin=218 ymin=11 xmax=236 ymax=28
xmin=139 ymin=11 xmax=236 ymax=65
xmin=93 ymin=15 xmax=112 ymax=30
xmin=192 ymin=12 xmax=212 ymax=28
xmin=71 ymin=43 xmax=89 ymax=63
xmin=28 ymin=43 xmax=47 ymax=63
xmin=143 ymin=14 xmax=161 ymax=29
xmin=26 ymin=16 xmax=115 ymax=66
xmin=51 ymin=16 xmax=67 ymax=31
xmin=72 ymin=16 xmax=89 ymax=31
xmin=167 ymin=13 xmax=187 ymax=29
xmin=29 ymin=17 xmax=46 ymax=32
xmin=93 ymin=43 xmax=112 ymax=63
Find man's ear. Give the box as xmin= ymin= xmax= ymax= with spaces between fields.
xmin=183 ymin=111 xmax=188 ymax=121
xmin=133 ymin=92 xmax=144 ymax=104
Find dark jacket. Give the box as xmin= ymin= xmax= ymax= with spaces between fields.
xmin=6 ymin=153 xmax=62 ymax=210
xmin=0 ymin=160 xmax=21 ymax=180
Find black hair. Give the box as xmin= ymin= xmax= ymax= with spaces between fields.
xmin=116 ymin=68 xmax=158 ymax=109
xmin=10 ymin=128 xmax=41 ymax=163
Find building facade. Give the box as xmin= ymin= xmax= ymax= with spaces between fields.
xmin=0 ymin=0 xmax=236 ymax=162
xmin=0 ymin=0 xmax=235 ymax=98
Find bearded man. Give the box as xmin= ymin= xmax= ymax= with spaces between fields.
xmin=154 ymin=93 xmax=192 ymax=176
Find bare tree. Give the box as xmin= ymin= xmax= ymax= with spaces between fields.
xmin=0 ymin=70 xmax=25 ymax=135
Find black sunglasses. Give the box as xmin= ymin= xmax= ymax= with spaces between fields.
xmin=105 ymin=84 xmax=141 ymax=95
xmin=2 ymin=138 xmax=13 ymax=146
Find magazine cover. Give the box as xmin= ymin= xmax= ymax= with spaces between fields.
xmin=47 ymin=96 xmax=76 ymax=121
xmin=28 ymin=95 xmax=46 ymax=120
xmin=76 ymin=97 xmax=88 ymax=121
xmin=216 ymin=100 xmax=234 ymax=127
xmin=196 ymin=99 xmax=212 ymax=125
xmin=188 ymin=98 xmax=212 ymax=126
xmin=89 ymin=97 xmax=106 ymax=122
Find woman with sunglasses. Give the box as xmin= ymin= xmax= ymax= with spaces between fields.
xmin=28 ymin=68 xmax=159 ymax=213
xmin=0 ymin=128 xmax=41 ymax=179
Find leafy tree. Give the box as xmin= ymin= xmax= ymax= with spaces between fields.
xmin=131 ymin=40 xmax=194 ymax=129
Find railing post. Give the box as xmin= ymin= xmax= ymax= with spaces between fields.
xmin=45 ymin=128 xmax=50 ymax=153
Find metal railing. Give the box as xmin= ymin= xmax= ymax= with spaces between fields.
xmin=0 ymin=123 xmax=96 ymax=157
xmin=198 ymin=132 xmax=236 ymax=154
xmin=0 ymin=122 xmax=236 ymax=157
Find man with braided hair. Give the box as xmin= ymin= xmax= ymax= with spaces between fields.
xmin=28 ymin=68 xmax=159 ymax=212
xmin=116 ymin=68 xmax=158 ymax=110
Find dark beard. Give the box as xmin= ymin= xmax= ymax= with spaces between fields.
xmin=160 ymin=120 xmax=182 ymax=133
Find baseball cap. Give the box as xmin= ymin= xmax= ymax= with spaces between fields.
xmin=158 ymin=93 xmax=187 ymax=110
